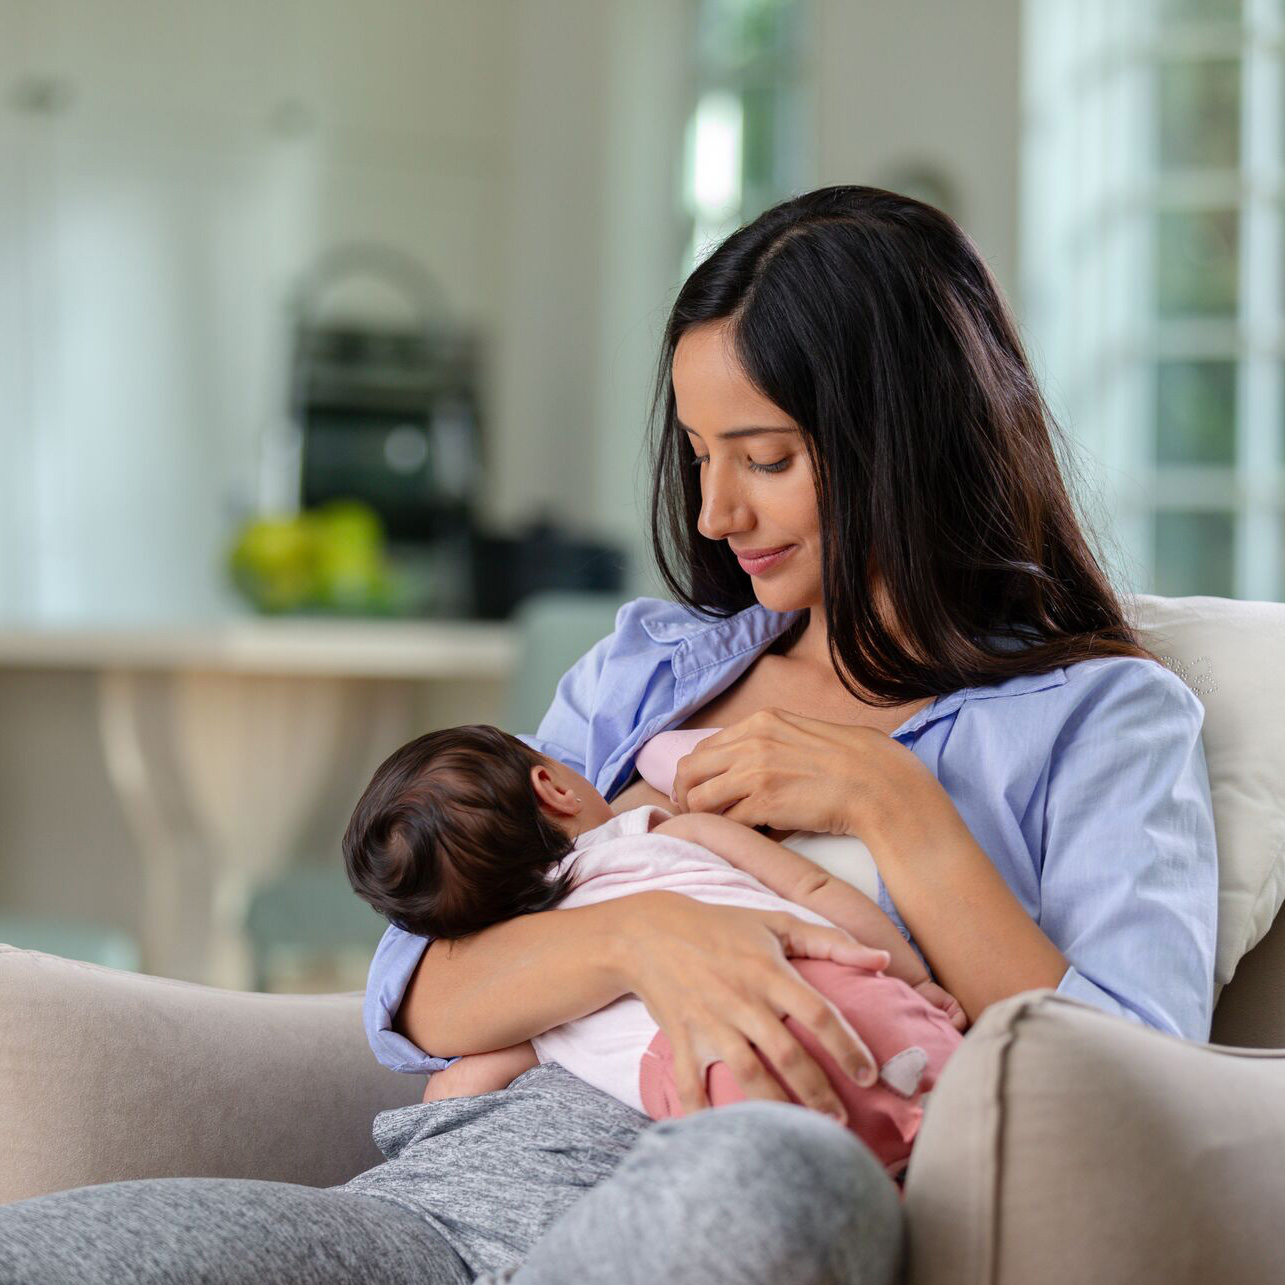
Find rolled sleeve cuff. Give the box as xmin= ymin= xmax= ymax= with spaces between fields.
xmin=1053 ymin=964 xmax=1186 ymax=1040
xmin=363 ymin=926 xmax=461 ymax=1074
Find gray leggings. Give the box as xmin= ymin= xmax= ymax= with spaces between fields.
xmin=0 ymin=1063 xmax=903 ymax=1284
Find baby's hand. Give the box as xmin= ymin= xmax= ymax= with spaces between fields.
xmin=913 ymin=979 xmax=969 ymax=1033
xmin=422 ymin=1041 xmax=539 ymax=1102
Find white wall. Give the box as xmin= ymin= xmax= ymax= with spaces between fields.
xmin=815 ymin=0 xmax=1023 ymax=303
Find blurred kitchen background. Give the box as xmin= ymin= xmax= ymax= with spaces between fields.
xmin=1 ymin=0 xmax=1279 ymax=990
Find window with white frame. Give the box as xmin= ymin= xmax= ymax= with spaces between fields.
xmin=681 ymin=0 xmax=814 ymax=275
xmin=1021 ymin=0 xmax=1284 ymax=601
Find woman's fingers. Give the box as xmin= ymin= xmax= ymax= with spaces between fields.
xmin=670 ymin=742 xmax=736 ymax=810
xmin=668 ymin=1036 xmax=713 ymax=1114
xmin=723 ymin=1000 xmax=852 ymax=1122
xmin=670 ymin=728 xmax=763 ymax=811
xmin=626 ymin=896 xmax=889 ymax=1117
xmin=767 ymin=971 xmax=879 ymax=1089
xmin=763 ymin=915 xmax=887 ymax=1085
xmin=673 ymin=1012 xmax=801 ymax=1115
xmin=666 ymin=992 xmax=867 ymax=1119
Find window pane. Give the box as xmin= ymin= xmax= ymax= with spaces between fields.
xmin=740 ymin=84 xmax=778 ymax=194
xmin=1156 ymin=361 xmax=1237 ymax=464
xmin=698 ymin=0 xmax=798 ymax=73
xmin=1156 ymin=60 xmax=1240 ymax=170
xmin=1154 ymin=511 xmax=1235 ymax=596
xmin=1155 ymin=209 xmax=1239 ymax=316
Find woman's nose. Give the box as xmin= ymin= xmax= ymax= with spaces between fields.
xmin=696 ymin=467 xmax=749 ymax=541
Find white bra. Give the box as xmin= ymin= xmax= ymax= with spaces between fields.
xmin=635 ymin=726 xmax=883 ymax=906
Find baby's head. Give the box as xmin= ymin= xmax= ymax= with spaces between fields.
xmin=343 ymin=723 xmax=613 ymax=940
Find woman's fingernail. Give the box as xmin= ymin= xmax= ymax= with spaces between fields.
xmin=858 ymin=1067 xmax=877 ymax=1088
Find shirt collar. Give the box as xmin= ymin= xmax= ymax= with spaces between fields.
xmin=892 ymin=667 xmax=1067 ymax=738
xmin=640 ymin=600 xmax=1067 ymax=737
xmin=640 ymin=601 xmax=804 ymax=679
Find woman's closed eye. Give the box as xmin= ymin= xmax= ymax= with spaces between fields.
xmin=690 ymin=454 xmax=790 ymax=475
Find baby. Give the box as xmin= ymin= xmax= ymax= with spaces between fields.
xmin=343 ymin=724 xmax=966 ymax=1181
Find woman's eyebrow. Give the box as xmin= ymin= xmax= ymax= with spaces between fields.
xmin=676 ymin=420 xmax=798 ymax=441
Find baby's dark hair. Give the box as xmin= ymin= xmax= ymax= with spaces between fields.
xmin=342 ymin=723 xmax=579 ymax=940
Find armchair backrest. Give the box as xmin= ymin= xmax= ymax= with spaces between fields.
xmin=1128 ymin=594 xmax=1285 ymax=1049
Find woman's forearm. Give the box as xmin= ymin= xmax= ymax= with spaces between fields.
xmin=860 ymin=787 xmax=1068 ymax=1021
xmin=394 ymin=898 xmax=639 ymax=1056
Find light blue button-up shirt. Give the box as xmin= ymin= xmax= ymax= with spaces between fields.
xmin=365 ymin=595 xmax=1219 ymax=1073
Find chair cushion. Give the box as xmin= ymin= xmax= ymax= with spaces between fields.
xmin=1127 ymin=594 xmax=1285 ymax=995
xmin=904 ymin=989 xmax=1285 ymax=1285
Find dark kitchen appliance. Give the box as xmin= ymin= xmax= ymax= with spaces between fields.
xmin=288 ymin=246 xmax=484 ymax=614
xmin=469 ymin=518 xmax=629 ymax=620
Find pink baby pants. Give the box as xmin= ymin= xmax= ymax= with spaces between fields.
xmin=638 ymin=958 xmax=963 ymax=1183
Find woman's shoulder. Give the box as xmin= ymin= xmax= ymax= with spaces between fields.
xmin=948 ymin=653 xmax=1204 ymax=752
xmin=1053 ymin=654 xmax=1204 ymax=726
xmin=965 ymin=653 xmax=1205 ymax=749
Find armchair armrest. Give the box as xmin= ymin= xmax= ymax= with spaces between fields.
xmin=903 ymin=989 xmax=1285 ymax=1285
xmin=0 ymin=946 xmax=424 ymax=1205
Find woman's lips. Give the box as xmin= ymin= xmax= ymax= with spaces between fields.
xmin=734 ymin=545 xmax=795 ymax=575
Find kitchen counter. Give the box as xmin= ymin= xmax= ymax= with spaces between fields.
xmin=0 ymin=616 xmax=517 ymax=678
xmin=0 ymin=614 xmax=517 ymax=987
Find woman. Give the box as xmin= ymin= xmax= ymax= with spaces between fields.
xmin=0 ymin=187 xmax=1217 ymax=1285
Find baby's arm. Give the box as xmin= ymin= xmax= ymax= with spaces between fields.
xmin=654 ymin=813 xmax=923 ymax=980
xmin=654 ymin=814 xmax=967 ymax=1031
xmin=657 ymin=812 xmax=920 ymax=981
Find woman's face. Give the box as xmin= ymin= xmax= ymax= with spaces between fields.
xmin=671 ymin=320 xmax=822 ymax=614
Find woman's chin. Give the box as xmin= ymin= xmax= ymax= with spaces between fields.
xmin=749 ymin=578 xmax=814 ymax=615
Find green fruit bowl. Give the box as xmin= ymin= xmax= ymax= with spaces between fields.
xmin=227 ymin=500 xmax=409 ymax=617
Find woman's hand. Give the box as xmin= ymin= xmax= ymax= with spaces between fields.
xmin=669 ymin=707 xmax=937 ymax=837
xmin=619 ymin=891 xmax=892 ymax=1120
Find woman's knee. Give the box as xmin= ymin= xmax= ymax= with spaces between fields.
xmin=638 ymin=1102 xmax=904 ymax=1280
xmin=651 ymin=1100 xmax=880 ymax=1188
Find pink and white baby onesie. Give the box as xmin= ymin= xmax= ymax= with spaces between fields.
xmin=530 ymin=800 xmax=963 ymax=1181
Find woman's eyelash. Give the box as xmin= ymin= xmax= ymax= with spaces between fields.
xmin=689 ymin=455 xmax=789 ymax=475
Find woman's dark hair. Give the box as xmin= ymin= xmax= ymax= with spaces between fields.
xmin=649 ymin=185 xmax=1155 ymax=704
xmin=342 ymin=724 xmax=578 ymax=940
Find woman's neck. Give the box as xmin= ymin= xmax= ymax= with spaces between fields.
xmin=776 ymin=607 xmax=831 ymax=672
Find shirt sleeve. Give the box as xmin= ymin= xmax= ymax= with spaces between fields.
xmin=1039 ymin=660 xmax=1219 ymax=1042
xmin=361 ymin=612 xmax=622 ymax=1072
xmin=362 ymin=923 xmax=459 ymax=1074
xmin=519 ymin=621 xmax=619 ymax=774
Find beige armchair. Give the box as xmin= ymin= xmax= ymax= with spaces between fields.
xmin=3 ymin=594 xmax=1284 ymax=1285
